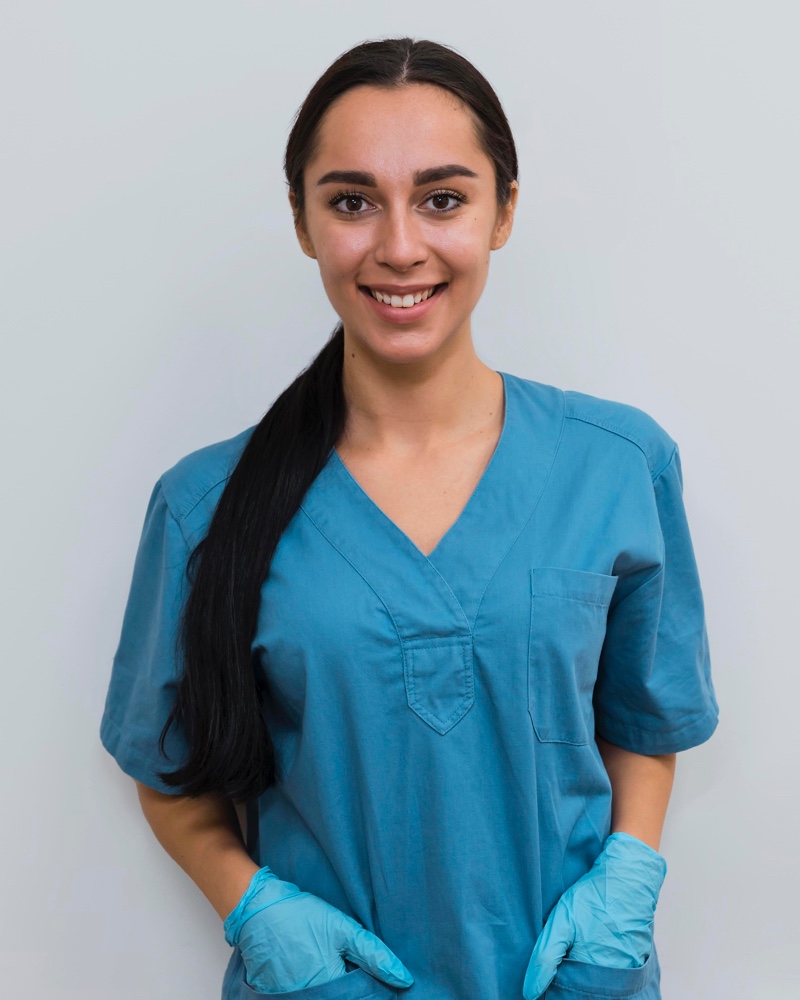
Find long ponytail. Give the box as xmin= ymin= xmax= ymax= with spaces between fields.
xmin=158 ymin=324 xmax=345 ymax=800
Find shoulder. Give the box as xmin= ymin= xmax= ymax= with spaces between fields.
xmin=157 ymin=425 xmax=256 ymax=527
xmin=563 ymin=387 xmax=677 ymax=479
xmin=506 ymin=373 xmax=677 ymax=480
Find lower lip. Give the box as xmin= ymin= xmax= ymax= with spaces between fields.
xmin=359 ymin=283 xmax=447 ymax=324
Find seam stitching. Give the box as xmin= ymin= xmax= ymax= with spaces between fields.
xmin=596 ymin=705 xmax=719 ymax=738
xmin=565 ymin=410 xmax=672 ymax=479
xmin=298 ymin=505 xmax=404 ymax=644
xmin=650 ymin=445 xmax=679 ymax=484
xmin=533 ymin=591 xmax=613 ymax=608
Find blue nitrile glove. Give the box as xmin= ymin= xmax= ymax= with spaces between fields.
xmin=522 ymin=832 xmax=667 ymax=1000
xmin=224 ymin=866 xmax=414 ymax=995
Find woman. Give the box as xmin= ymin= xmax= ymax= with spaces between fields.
xmin=100 ymin=37 xmax=719 ymax=1000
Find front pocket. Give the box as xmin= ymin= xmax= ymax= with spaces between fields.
xmin=528 ymin=568 xmax=618 ymax=745
xmin=544 ymin=944 xmax=660 ymax=999
xmin=402 ymin=633 xmax=475 ymax=734
xmin=239 ymin=966 xmax=396 ymax=999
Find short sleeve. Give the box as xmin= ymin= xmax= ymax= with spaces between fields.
xmin=593 ymin=446 xmax=720 ymax=754
xmin=99 ymin=480 xmax=192 ymax=792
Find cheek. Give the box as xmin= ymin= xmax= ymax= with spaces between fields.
xmin=428 ymin=211 xmax=493 ymax=262
xmin=430 ymin=220 xmax=493 ymax=274
xmin=317 ymin=227 xmax=372 ymax=278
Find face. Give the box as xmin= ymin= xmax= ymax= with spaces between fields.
xmin=290 ymin=83 xmax=518 ymax=369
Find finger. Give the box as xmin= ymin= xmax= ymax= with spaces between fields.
xmin=522 ymin=902 xmax=574 ymax=1000
xmin=337 ymin=915 xmax=414 ymax=989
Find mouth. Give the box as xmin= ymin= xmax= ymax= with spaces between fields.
xmin=358 ymin=282 xmax=448 ymax=309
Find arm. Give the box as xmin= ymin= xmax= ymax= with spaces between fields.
xmin=135 ymin=780 xmax=260 ymax=921
xmin=595 ymin=735 xmax=676 ymax=852
xmin=135 ymin=782 xmax=414 ymax=992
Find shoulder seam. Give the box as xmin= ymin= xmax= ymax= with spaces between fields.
xmin=565 ymin=411 xmax=658 ymax=474
xmin=154 ymin=424 xmax=256 ymax=531
xmin=152 ymin=478 xmax=191 ymax=552
xmin=177 ymin=473 xmax=233 ymax=523
xmin=157 ymin=471 xmax=233 ymax=541
xmin=651 ymin=445 xmax=679 ymax=483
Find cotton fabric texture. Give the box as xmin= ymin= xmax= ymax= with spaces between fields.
xmin=100 ymin=372 xmax=719 ymax=1000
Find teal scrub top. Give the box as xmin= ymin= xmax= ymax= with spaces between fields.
xmin=100 ymin=372 xmax=719 ymax=1000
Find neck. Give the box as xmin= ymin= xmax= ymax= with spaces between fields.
xmin=338 ymin=341 xmax=503 ymax=455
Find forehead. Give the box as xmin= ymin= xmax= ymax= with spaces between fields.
xmin=308 ymin=83 xmax=487 ymax=181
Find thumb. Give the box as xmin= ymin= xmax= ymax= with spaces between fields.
xmin=336 ymin=913 xmax=414 ymax=989
xmin=522 ymin=901 xmax=574 ymax=1000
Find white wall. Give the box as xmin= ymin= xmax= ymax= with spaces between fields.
xmin=2 ymin=2 xmax=795 ymax=997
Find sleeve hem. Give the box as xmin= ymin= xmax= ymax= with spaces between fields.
xmin=99 ymin=715 xmax=186 ymax=795
xmin=594 ymin=707 xmax=719 ymax=754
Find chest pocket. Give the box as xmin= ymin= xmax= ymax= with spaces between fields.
xmin=528 ymin=567 xmax=618 ymax=745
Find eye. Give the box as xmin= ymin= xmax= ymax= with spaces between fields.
xmin=425 ymin=189 xmax=467 ymax=213
xmin=327 ymin=190 xmax=373 ymax=215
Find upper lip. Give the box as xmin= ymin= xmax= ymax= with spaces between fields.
xmin=361 ymin=282 xmax=446 ymax=294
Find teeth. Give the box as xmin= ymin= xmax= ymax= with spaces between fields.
xmin=370 ymin=285 xmax=439 ymax=307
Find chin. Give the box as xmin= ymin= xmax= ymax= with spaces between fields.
xmin=368 ymin=340 xmax=451 ymax=368
xmin=347 ymin=323 xmax=458 ymax=360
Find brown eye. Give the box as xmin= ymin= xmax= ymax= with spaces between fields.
xmin=327 ymin=190 xmax=371 ymax=216
xmin=425 ymin=189 xmax=466 ymax=214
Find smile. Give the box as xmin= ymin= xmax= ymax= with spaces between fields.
xmin=363 ymin=283 xmax=447 ymax=309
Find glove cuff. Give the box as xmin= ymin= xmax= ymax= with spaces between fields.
xmin=604 ymin=832 xmax=668 ymax=887
xmin=223 ymin=866 xmax=278 ymax=946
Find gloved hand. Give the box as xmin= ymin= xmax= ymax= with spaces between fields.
xmin=522 ymin=832 xmax=667 ymax=1000
xmin=224 ymin=866 xmax=414 ymax=995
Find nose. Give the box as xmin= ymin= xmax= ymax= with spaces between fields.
xmin=373 ymin=204 xmax=427 ymax=272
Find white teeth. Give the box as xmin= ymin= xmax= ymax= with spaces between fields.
xmin=370 ymin=285 xmax=439 ymax=307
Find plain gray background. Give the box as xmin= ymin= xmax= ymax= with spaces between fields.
xmin=2 ymin=2 xmax=796 ymax=997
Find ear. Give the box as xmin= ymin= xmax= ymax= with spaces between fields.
xmin=288 ymin=189 xmax=317 ymax=259
xmin=490 ymin=180 xmax=519 ymax=251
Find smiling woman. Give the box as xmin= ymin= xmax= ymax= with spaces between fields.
xmin=99 ymin=36 xmax=718 ymax=1000
xmin=290 ymin=82 xmax=515 ymax=357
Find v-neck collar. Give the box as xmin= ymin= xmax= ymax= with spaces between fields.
xmin=331 ymin=370 xmax=510 ymax=564
xmin=300 ymin=373 xmax=565 ymax=636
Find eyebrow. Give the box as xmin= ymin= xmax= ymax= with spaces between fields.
xmin=315 ymin=164 xmax=479 ymax=187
